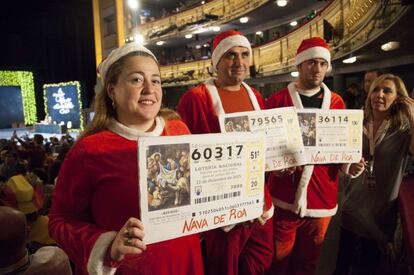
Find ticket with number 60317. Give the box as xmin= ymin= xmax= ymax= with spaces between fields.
xmin=138 ymin=132 xmax=266 ymax=244
xmin=219 ymin=107 xmax=307 ymax=171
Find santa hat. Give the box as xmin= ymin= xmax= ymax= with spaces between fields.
xmin=295 ymin=37 xmax=331 ymax=68
xmin=211 ymin=30 xmax=252 ymax=71
xmin=97 ymin=42 xmax=157 ymax=85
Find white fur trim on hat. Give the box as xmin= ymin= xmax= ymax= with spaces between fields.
xmin=295 ymin=46 xmax=331 ymax=68
xmin=212 ymin=35 xmax=252 ymax=71
xmin=98 ymin=43 xmax=157 ymax=85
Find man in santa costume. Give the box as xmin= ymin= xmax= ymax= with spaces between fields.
xmin=265 ymin=37 xmax=345 ymax=274
xmin=177 ymin=30 xmax=274 ymax=275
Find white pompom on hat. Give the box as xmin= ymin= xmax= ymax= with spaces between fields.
xmin=97 ymin=42 xmax=157 ymax=85
xmin=211 ymin=30 xmax=252 ymax=72
xmin=295 ymin=37 xmax=331 ymax=68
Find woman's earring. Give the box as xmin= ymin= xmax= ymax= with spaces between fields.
xmin=112 ymin=100 xmax=116 ymax=109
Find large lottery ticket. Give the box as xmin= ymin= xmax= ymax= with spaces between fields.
xmin=138 ymin=132 xmax=266 ymax=244
xmin=219 ymin=107 xmax=306 ymax=171
xmin=296 ymin=109 xmax=363 ymax=164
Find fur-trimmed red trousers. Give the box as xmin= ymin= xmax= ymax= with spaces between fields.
xmin=270 ymin=207 xmax=331 ymax=275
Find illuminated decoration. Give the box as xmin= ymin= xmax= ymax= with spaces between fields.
xmin=239 ymin=17 xmax=249 ymax=23
xmin=134 ymin=33 xmax=145 ymax=45
xmin=128 ymin=0 xmax=139 ymax=10
xmin=193 ymin=27 xmax=208 ymax=34
xmin=0 ymin=70 xmax=37 ymax=126
xmin=306 ymin=10 xmax=317 ymax=20
xmin=342 ymin=56 xmax=357 ymax=64
xmin=43 ymin=81 xmax=84 ymax=130
xmin=381 ymin=41 xmax=400 ymax=51
xmin=276 ymin=0 xmax=287 ymax=7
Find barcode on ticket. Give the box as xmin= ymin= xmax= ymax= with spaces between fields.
xmin=194 ymin=191 xmax=241 ymax=204
xmin=319 ymin=143 xmax=346 ymax=147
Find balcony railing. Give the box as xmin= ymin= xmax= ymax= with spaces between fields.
xmin=159 ymin=0 xmax=409 ymax=87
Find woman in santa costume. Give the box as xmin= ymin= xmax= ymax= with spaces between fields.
xmin=48 ymin=43 xmax=203 ymax=275
xmin=177 ymin=30 xmax=274 ymax=275
xmin=265 ymin=37 xmax=346 ymax=274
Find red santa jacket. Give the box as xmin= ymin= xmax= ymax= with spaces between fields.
xmin=177 ymin=78 xmax=264 ymax=134
xmin=265 ymin=82 xmax=345 ymax=218
xmin=49 ymin=118 xmax=203 ymax=275
xmin=177 ymin=78 xmax=273 ymax=217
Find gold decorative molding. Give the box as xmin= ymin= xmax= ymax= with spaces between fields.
xmin=92 ymin=0 xmax=102 ymax=67
xmin=115 ymin=0 xmax=125 ymax=47
xmin=160 ymin=0 xmax=409 ymax=87
xmin=130 ymin=0 xmax=269 ymax=43
xmin=92 ymin=0 xmax=409 ymax=86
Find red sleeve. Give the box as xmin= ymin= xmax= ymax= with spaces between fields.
xmin=265 ymin=90 xmax=284 ymax=109
xmin=251 ymin=88 xmax=265 ymax=110
xmin=177 ymin=85 xmax=219 ymax=134
xmin=164 ymin=120 xmax=191 ymax=136
xmin=264 ymin=184 xmax=273 ymax=211
xmin=48 ymin=141 xmax=109 ymax=273
xmin=330 ymin=92 xmax=346 ymax=109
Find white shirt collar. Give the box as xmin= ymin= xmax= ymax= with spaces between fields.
xmin=296 ymin=86 xmax=321 ymax=97
xmin=108 ymin=116 xmax=165 ymax=140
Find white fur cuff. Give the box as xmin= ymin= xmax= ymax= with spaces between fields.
xmin=87 ymin=231 xmax=118 ymax=275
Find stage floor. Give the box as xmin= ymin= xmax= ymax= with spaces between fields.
xmin=0 ymin=127 xmax=79 ymax=140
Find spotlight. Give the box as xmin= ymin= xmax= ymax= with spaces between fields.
xmin=240 ymin=17 xmax=249 ymax=23
xmin=342 ymin=56 xmax=357 ymax=64
xmin=128 ymin=0 xmax=139 ymax=10
xmin=276 ymin=0 xmax=287 ymax=7
xmin=134 ymin=34 xmax=145 ymax=45
xmin=381 ymin=41 xmax=400 ymax=51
